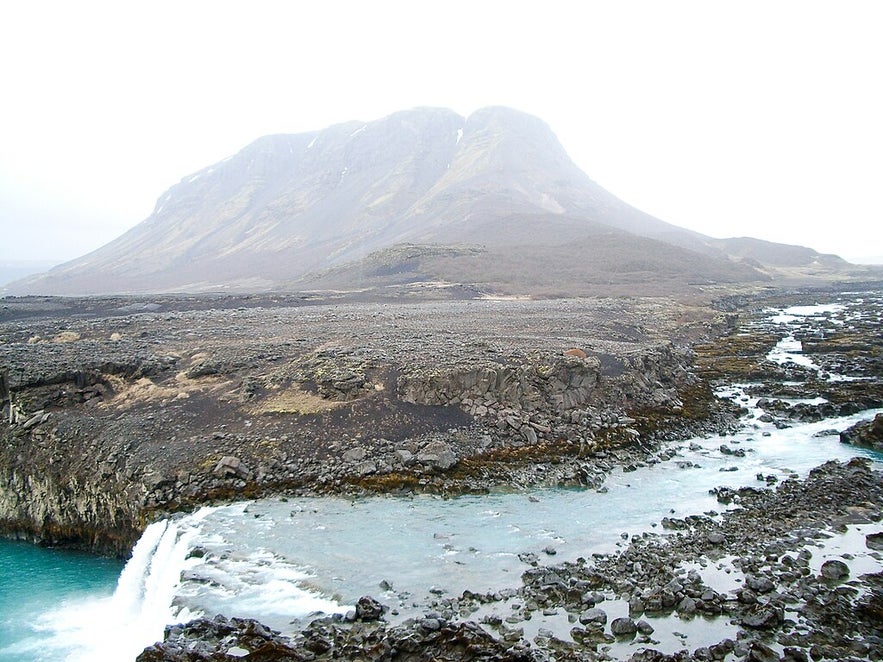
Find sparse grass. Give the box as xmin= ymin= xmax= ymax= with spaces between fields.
xmin=106 ymin=372 xmax=230 ymax=409
xmin=250 ymin=386 xmax=344 ymax=415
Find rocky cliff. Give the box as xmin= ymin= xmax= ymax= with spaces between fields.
xmin=0 ymin=295 xmax=730 ymax=555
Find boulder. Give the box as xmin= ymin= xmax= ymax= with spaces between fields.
xmin=610 ymin=617 xmax=637 ymax=636
xmin=354 ymin=595 xmax=386 ymax=621
xmin=866 ymin=532 xmax=883 ymax=551
xmin=741 ymin=605 xmax=783 ymax=629
xmin=579 ymin=608 xmax=607 ymax=625
xmin=839 ymin=413 xmax=883 ymax=450
xmin=342 ymin=447 xmax=367 ymax=463
xmin=213 ymin=455 xmax=251 ymax=480
xmin=417 ymin=441 xmax=457 ymax=470
xmin=820 ymin=559 xmax=849 ymax=580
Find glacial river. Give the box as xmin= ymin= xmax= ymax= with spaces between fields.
xmin=2 ymin=298 xmax=882 ymax=661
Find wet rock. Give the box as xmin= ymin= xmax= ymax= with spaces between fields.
xmin=636 ymin=619 xmax=654 ymax=635
xmin=354 ymin=595 xmax=386 ymax=621
xmin=839 ymin=413 xmax=883 ymax=450
xmin=819 ymin=559 xmax=849 ymax=580
xmin=706 ymin=531 xmax=726 ymax=545
xmin=867 ymin=532 xmax=883 ymax=551
xmin=579 ymin=608 xmax=607 ymax=625
xmin=746 ymin=575 xmax=775 ymax=593
xmin=746 ymin=641 xmax=779 ymax=662
xmin=676 ymin=596 xmax=697 ymax=616
xmin=741 ymin=605 xmax=783 ymax=629
xmin=610 ymin=616 xmax=637 ymax=636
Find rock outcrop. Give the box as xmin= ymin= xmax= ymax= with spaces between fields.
xmin=840 ymin=413 xmax=883 ymax=451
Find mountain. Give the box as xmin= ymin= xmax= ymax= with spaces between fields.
xmin=5 ymin=107 xmax=848 ymax=296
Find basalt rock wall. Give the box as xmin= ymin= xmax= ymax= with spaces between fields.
xmin=0 ymin=462 xmax=145 ymax=557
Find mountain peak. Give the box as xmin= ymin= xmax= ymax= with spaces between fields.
xmin=5 ymin=107 xmax=843 ymax=296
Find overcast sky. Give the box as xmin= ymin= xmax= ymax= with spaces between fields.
xmin=1 ymin=1 xmax=881 ymax=264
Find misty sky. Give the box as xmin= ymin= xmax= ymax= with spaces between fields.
xmin=1 ymin=1 xmax=881 ymax=264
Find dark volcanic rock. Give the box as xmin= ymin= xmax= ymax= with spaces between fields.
xmin=840 ymin=413 xmax=883 ymax=450
xmin=138 ymin=613 xmax=535 ymax=662
xmin=819 ymin=559 xmax=850 ymax=580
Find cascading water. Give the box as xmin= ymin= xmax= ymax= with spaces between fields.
xmin=28 ymin=509 xmax=213 ymax=661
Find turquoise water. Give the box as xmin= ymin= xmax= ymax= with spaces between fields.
xmin=0 ymin=540 xmax=122 ymax=661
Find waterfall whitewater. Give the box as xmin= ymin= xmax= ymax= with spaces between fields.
xmin=34 ymin=509 xmax=212 ymax=662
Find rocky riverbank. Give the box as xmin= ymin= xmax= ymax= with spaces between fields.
xmin=137 ymin=458 xmax=883 ymax=661
xmin=1 ymin=294 xmax=735 ymax=555
xmin=3 ymin=285 xmax=883 ymax=660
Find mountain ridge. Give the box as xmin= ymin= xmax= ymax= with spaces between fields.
xmin=5 ymin=106 xmax=853 ymax=296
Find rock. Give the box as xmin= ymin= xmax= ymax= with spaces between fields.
xmin=610 ymin=617 xmax=637 ymax=636
xmin=741 ymin=605 xmax=783 ymax=629
xmin=342 ymin=447 xmax=367 ymax=463
xmin=706 ymin=531 xmax=726 ymax=545
xmin=564 ymin=348 xmax=587 ymax=359
xmin=353 ymin=460 xmax=377 ymax=476
xmin=839 ymin=413 xmax=883 ymax=450
xmin=522 ymin=425 xmax=538 ymax=445
xmin=820 ymin=559 xmax=850 ymax=580
xmin=867 ymin=532 xmax=883 ymax=551
xmin=354 ymin=595 xmax=386 ymax=621
xmin=579 ymin=608 xmax=607 ymax=625
xmin=213 ymin=455 xmax=250 ymax=480
xmin=636 ymin=619 xmax=654 ymax=635
xmin=22 ymin=410 xmax=50 ymax=429
xmin=677 ymin=596 xmax=697 ymax=616
xmin=781 ymin=647 xmax=809 ymax=662
xmin=747 ymin=641 xmax=780 ymax=662
xmin=416 ymin=441 xmax=457 ymax=470
xmin=746 ymin=575 xmax=775 ymax=593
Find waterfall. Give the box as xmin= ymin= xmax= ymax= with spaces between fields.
xmin=37 ymin=509 xmax=212 ymax=661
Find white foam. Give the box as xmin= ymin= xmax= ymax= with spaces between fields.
xmin=37 ymin=509 xmax=215 ymax=661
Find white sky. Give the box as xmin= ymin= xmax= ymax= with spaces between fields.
xmin=1 ymin=0 xmax=881 ymax=263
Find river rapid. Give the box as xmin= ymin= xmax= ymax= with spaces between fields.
xmin=2 ymin=294 xmax=882 ymax=661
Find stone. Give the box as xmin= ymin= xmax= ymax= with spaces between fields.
xmin=746 ymin=641 xmax=779 ymax=662
xmin=417 ymin=441 xmax=457 ymax=470
xmin=342 ymin=447 xmax=367 ymax=463
xmin=867 ymin=532 xmax=883 ymax=551
xmin=213 ymin=455 xmax=250 ymax=479
xmin=839 ymin=413 xmax=883 ymax=450
xmin=353 ymin=460 xmax=377 ymax=476
xmin=579 ymin=608 xmax=607 ymax=625
xmin=610 ymin=617 xmax=637 ymax=636
xmin=677 ymin=596 xmax=697 ymax=616
xmin=354 ymin=595 xmax=385 ymax=621
xmin=820 ymin=559 xmax=849 ymax=580
xmin=741 ymin=605 xmax=783 ymax=629
xmin=746 ymin=575 xmax=775 ymax=593
xmin=706 ymin=531 xmax=726 ymax=545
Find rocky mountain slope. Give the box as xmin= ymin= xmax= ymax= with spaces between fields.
xmin=6 ymin=107 xmax=849 ymax=295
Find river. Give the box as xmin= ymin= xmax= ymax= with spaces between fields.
xmin=2 ymin=295 xmax=882 ymax=661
